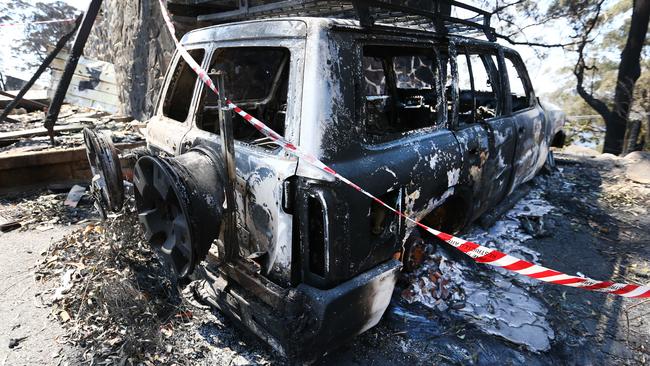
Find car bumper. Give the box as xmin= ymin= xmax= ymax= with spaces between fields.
xmin=296 ymin=259 xmax=402 ymax=356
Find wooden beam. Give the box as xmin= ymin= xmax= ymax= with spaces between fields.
xmin=0 ymin=124 xmax=86 ymax=141
xmin=0 ymin=90 xmax=48 ymax=110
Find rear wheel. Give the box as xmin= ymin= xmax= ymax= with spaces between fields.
xmin=134 ymin=157 xmax=195 ymax=277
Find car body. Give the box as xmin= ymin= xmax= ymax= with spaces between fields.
xmin=90 ymin=15 xmax=565 ymax=361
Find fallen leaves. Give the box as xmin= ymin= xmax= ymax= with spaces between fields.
xmin=36 ymin=208 xmax=193 ymax=365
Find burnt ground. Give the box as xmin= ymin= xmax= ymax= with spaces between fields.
xmin=0 ymin=149 xmax=649 ymax=365
xmin=322 ymin=149 xmax=650 ymax=366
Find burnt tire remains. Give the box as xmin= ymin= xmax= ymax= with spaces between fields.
xmin=133 ymin=148 xmax=225 ymax=278
xmin=83 ymin=128 xmax=124 ymax=215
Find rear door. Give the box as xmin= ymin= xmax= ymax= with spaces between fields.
xmin=179 ymin=42 xmax=303 ymax=287
xmin=504 ymin=50 xmax=547 ymax=190
xmin=450 ymin=44 xmax=517 ymax=220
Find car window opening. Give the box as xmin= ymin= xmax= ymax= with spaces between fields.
xmin=195 ymin=47 xmax=290 ymax=150
xmin=504 ymin=55 xmax=532 ymax=113
xmin=163 ymin=49 xmax=206 ymax=123
xmin=362 ymin=45 xmax=443 ymax=137
xmin=455 ymin=51 xmax=500 ymax=124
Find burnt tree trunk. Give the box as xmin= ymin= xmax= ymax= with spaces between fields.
xmin=623 ymin=119 xmax=642 ymax=153
xmin=603 ymin=0 xmax=650 ymax=154
xmin=574 ymin=0 xmax=650 ymax=155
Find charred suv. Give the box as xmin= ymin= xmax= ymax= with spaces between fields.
xmin=84 ymin=0 xmax=565 ymax=361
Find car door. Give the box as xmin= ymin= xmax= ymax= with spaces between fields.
xmin=504 ymin=50 xmax=547 ymax=190
xmin=179 ymin=42 xmax=303 ymax=287
xmin=146 ymin=48 xmax=207 ymax=155
xmin=450 ymin=44 xmax=517 ymax=221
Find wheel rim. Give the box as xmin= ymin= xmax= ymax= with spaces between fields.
xmin=83 ymin=128 xmax=124 ymax=213
xmin=134 ymin=157 xmax=194 ymax=277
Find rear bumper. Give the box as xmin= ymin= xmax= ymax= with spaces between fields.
xmin=203 ymin=259 xmax=401 ymax=361
xmin=296 ymin=259 xmax=402 ymax=355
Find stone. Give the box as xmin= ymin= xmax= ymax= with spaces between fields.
xmin=626 ymin=157 xmax=650 ymax=184
xmin=562 ymin=145 xmax=601 ymax=157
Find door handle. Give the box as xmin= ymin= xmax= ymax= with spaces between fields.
xmin=518 ymin=126 xmax=525 ymax=134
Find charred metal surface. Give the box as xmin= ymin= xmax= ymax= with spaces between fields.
xmin=133 ymin=148 xmax=225 ymax=277
xmin=85 ymin=14 xmax=567 ymax=361
xmin=200 ymin=254 xmax=401 ymax=361
xmin=83 ymin=128 xmax=124 ymax=216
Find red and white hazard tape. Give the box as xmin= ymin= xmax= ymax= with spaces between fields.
xmin=158 ymin=0 xmax=650 ymax=299
xmin=0 ymin=18 xmax=77 ymax=27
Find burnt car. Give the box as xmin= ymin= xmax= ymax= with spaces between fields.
xmin=84 ymin=0 xmax=564 ymax=361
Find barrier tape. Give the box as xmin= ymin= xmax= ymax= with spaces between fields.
xmin=0 ymin=18 xmax=77 ymax=27
xmin=158 ymin=0 xmax=650 ymax=299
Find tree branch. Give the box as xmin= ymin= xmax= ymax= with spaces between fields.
xmin=504 ymin=14 xmax=564 ymax=38
xmin=495 ymin=33 xmax=584 ymax=48
xmin=490 ymin=0 xmax=526 ymax=15
xmin=573 ymin=0 xmax=611 ymax=119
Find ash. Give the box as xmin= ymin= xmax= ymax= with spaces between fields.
xmin=401 ymin=177 xmax=559 ymax=352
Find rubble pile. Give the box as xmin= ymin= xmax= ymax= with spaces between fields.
xmin=399 ymin=177 xmax=558 ymax=352
xmin=396 ymin=153 xmax=650 ymax=356
xmin=0 ymin=189 xmax=95 ymax=232
xmin=36 ymin=203 xmax=275 ymax=365
xmin=0 ymin=104 xmax=144 ymax=154
xmin=400 ymin=251 xmax=466 ymax=312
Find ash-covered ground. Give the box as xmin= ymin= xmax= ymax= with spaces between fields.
xmin=1 ymin=149 xmax=649 ymax=365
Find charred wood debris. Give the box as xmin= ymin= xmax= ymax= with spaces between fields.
xmin=0 ymin=105 xmax=143 ymax=233
xmin=0 ymin=105 xmax=143 ymax=154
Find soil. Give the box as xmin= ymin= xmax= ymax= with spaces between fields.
xmin=0 ymin=225 xmax=79 ymax=366
xmin=0 ymin=149 xmax=649 ymax=365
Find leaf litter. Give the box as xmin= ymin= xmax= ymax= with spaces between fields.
xmin=36 ymin=198 xmax=275 ymax=365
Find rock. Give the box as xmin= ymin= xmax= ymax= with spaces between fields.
xmin=562 ymin=145 xmax=601 ymax=157
xmin=623 ymin=151 xmax=650 ymax=162
xmin=625 ymin=156 xmax=650 ymax=184
xmin=519 ymin=215 xmax=549 ymax=238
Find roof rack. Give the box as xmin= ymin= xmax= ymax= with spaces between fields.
xmin=177 ymin=0 xmax=496 ymax=41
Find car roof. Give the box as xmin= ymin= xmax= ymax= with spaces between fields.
xmin=180 ymin=16 xmax=512 ymax=53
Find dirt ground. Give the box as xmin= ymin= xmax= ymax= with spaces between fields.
xmin=1 ymin=149 xmax=649 ymax=365
xmin=0 ymin=225 xmax=78 ymax=366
